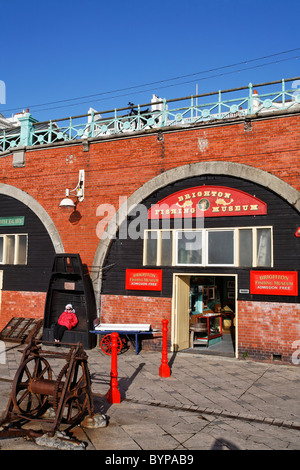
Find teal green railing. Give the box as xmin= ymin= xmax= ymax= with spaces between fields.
xmin=1 ymin=77 xmax=300 ymax=153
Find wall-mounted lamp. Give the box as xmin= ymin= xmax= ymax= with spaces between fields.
xmin=59 ymin=169 xmax=85 ymax=208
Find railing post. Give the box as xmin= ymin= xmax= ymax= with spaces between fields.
xmin=191 ymin=96 xmax=194 ymax=123
xmin=68 ymin=117 xmax=72 ymax=140
xmin=159 ymin=319 xmax=171 ymax=378
xmin=90 ymin=109 xmax=95 ymax=137
xmin=218 ymin=90 xmax=222 ymax=118
xmin=1 ymin=129 xmax=6 ymax=149
xmin=137 ymin=104 xmax=141 ymax=130
xmin=18 ymin=113 xmax=38 ymax=147
xmin=107 ymin=332 xmax=121 ymax=403
xmin=48 ymin=121 xmax=53 ymax=143
xmin=161 ymin=98 xmax=167 ymax=127
xmin=114 ymin=108 xmax=118 ymax=133
xmin=248 ymin=82 xmax=253 ymax=114
xmin=282 ymin=79 xmax=285 ymax=108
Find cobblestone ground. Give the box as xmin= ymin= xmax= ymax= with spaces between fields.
xmin=0 ymin=343 xmax=299 ymax=450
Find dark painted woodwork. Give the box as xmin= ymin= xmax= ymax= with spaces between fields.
xmin=102 ymin=175 xmax=300 ymax=303
xmin=42 ymin=254 xmax=97 ymax=349
xmin=0 ymin=194 xmax=55 ymax=292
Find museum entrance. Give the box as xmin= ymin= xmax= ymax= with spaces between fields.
xmin=172 ymin=274 xmax=237 ymax=357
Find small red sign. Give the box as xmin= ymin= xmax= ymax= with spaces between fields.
xmin=250 ymin=271 xmax=298 ymax=296
xmin=148 ymin=186 xmax=267 ymax=219
xmin=126 ymin=269 xmax=163 ymax=291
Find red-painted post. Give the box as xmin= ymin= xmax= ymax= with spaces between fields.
xmin=107 ymin=332 xmax=121 ymax=403
xmin=159 ymin=319 xmax=171 ymax=377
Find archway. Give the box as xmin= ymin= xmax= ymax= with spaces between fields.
xmin=92 ymin=161 xmax=300 ymax=307
xmin=0 ymin=183 xmax=64 ymax=253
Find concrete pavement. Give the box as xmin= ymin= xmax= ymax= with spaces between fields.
xmin=0 ymin=341 xmax=300 ymax=451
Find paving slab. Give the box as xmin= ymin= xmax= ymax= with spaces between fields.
xmin=0 ymin=343 xmax=299 ymax=451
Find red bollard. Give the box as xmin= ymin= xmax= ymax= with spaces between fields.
xmin=159 ymin=319 xmax=171 ymax=378
xmin=107 ymin=332 xmax=121 ymax=403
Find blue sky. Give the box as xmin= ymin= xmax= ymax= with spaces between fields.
xmin=1 ymin=0 xmax=300 ymax=122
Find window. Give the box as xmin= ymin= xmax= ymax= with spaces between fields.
xmin=0 ymin=234 xmax=28 ymax=265
xmin=143 ymin=226 xmax=272 ymax=268
xmin=144 ymin=230 xmax=173 ymax=266
xmin=161 ymin=231 xmax=173 ymax=265
xmin=238 ymin=227 xmax=273 ymax=267
xmin=175 ymin=229 xmax=234 ymax=266
xmin=257 ymin=228 xmax=272 ymax=267
xmin=207 ymin=230 xmax=234 ymax=265
xmin=144 ymin=230 xmax=158 ymax=266
xmin=238 ymin=229 xmax=252 ymax=266
xmin=176 ymin=231 xmax=202 ymax=265
xmin=6 ymin=236 xmax=15 ymax=264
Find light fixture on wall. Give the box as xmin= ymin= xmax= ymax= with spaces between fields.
xmin=59 ymin=169 xmax=85 ymax=208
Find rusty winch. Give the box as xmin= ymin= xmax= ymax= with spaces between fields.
xmin=0 ymin=339 xmax=107 ymax=448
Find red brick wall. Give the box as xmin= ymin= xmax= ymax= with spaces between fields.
xmin=0 ymin=291 xmax=46 ymax=329
xmin=238 ymin=300 xmax=300 ymax=363
xmin=0 ymin=114 xmax=299 ymax=359
xmin=100 ymin=294 xmax=172 ymax=350
xmin=0 ymin=114 xmax=299 ymax=271
xmin=101 ymin=295 xmax=300 ymax=362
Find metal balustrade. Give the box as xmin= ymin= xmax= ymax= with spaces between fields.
xmin=1 ymin=77 xmax=300 ymax=153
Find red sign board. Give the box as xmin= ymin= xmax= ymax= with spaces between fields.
xmin=126 ymin=269 xmax=163 ymax=291
xmin=250 ymin=271 xmax=298 ymax=296
xmin=148 ymin=186 xmax=267 ymax=219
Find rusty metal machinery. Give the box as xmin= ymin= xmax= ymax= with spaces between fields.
xmin=0 ymin=339 xmax=106 ymax=448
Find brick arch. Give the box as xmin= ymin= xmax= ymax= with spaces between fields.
xmin=92 ymin=161 xmax=300 ymax=305
xmin=0 ymin=183 xmax=64 ymax=253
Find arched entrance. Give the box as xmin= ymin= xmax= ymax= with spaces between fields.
xmin=92 ymin=161 xmax=300 ymax=303
xmin=0 ymin=183 xmax=64 ymax=253
xmin=0 ymin=184 xmax=65 ymax=325
xmin=93 ymin=162 xmax=300 ymax=359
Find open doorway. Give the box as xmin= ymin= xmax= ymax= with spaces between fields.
xmin=172 ymin=274 xmax=237 ymax=357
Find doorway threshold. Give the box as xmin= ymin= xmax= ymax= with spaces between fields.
xmin=181 ymin=332 xmax=235 ymax=358
xmin=181 ymin=348 xmax=235 ymax=358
